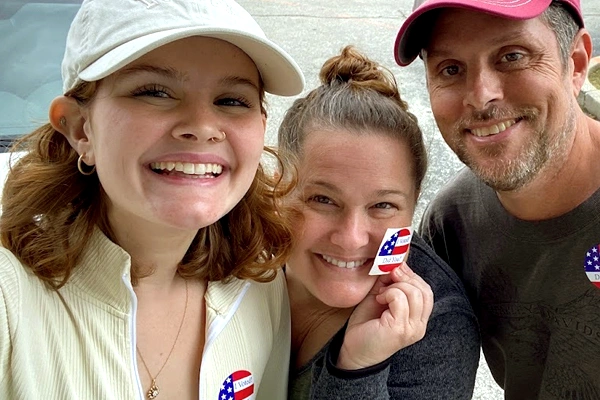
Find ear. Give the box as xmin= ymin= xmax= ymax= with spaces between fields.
xmin=261 ymin=113 xmax=267 ymax=132
xmin=49 ymin=96 xmax=94 ymax=164
xmin=569 ymin=28 xmax=593 ymax=97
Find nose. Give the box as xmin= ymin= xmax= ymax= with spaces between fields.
xmin=172 ymin=104 xmax=223 ymax=143
xmin=462 ymin=65 xmax=503 ymax=110
xmin=330 ymin=210 xmax=370 ymax=251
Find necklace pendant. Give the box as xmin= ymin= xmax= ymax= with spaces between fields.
xmin=147 ymin=380 xmax=159 ymax=399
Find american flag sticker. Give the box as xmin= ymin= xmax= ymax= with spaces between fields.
xmin=218 ymin=370 xmax=255 ymax=400
xmin=369 ymin=227 xmax=413 ymax=275
xmin=584 ymin=244 xmax=600 ymax=289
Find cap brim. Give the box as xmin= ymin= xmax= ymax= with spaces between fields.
xmin=79 ymin=26 xmax=305 ymax=96
xmin=394 ymin=0 xmax=554 ymax=66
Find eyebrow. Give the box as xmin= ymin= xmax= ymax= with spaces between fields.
xmin=375 ymin=189 xmax=411 ymax=199
xmin=306 ymin=181 xmax=411 ymax=199
xmin=113 ymin=66 xmax=260 ymax=91
xmin=219 ymin=75 xmax=260 ymax=92
xmin=306 ymin=180 xmax=341 ymax=194
xmin=487 ymin=31 xmax=530 ymax=47
xmin=115 ymin=64 xmax=188 ymax=82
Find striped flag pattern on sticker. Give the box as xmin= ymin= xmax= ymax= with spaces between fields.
xmin=218 ymin=370 xmax=254 ymax=400
xmin=369 ymin=227 xmax=413 ymax=275
xmin=584 ymin=244 xmax=600 ymax=289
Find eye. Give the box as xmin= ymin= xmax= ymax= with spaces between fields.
xmin=131 ymin=84 xmax=172 ymax=98
xmin=372 ymin=202 xmax=396 ymax=210
xmin=441 ymin=64 xmax=460 ymax=77
xmin=216 ymin=96 xmax=252 ymax=108
xmin=308 ymin=195 xmax=334 ymax=205
xmin=500 ymin=52 xmax=524 ymax=63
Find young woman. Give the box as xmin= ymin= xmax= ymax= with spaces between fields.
xmin=279 ymin=46 xmax=480 ymax=399
xmin=0 ymin=0 xmax=303 ymax=399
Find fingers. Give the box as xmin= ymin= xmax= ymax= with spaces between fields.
xmin=378 ymin=284 xmax=425 ymax=326
xmin=402 ymin=264 xmax=434 ymax=322
xmin=366 ymin=271 xmax=396 ymax=297
xmin=377 ymin=267 xmax=434 ymax=325
xmin=340 ymin=265 xmax=434 ymax=367
xmin=388 ymin=262 xmax=416 ymax=283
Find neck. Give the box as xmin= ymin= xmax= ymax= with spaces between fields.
xmin=497 ymin=114 xmax=600 ymax=220
xmin=287 ymin=274 xmax=352 ymax=369
xmin=106 ymin=215 xmax=198 ymax=287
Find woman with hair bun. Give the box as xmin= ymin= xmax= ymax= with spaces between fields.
xmin=280 ymin=46 xmax=480 ymax=399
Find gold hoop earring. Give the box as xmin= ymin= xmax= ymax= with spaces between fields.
xmin=209 ymin=131 xmax=226 ymax=143
xmin=77 ymin=154 xmax=96 ymax=176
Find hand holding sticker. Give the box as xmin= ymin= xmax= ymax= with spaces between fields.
xmin=369 ymin=227 xmax=413 ymax=275
xmin=338 ymin=263 xmax=434 ymax=370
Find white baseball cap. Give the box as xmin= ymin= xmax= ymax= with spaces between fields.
xmin=62 ymin=0 xmax=305 ymax=96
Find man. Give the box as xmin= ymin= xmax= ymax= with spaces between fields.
xmin=395 ymin=0 xmax=600 ymax=399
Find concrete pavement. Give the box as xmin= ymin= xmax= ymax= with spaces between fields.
xmin=237 ymin=0 xmax=600 ymax=398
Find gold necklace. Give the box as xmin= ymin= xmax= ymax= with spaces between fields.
xmin=137 ymin=279 xmax=189 ymax=399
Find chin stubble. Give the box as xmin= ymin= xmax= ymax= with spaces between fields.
xmin=451 ymin=104 xmax=574 ymax=192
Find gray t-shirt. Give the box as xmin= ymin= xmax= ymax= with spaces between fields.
xmin=420 ymin=167 xmax=600 ymax=400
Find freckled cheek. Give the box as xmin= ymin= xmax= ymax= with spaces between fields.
xmin=231 ymin=123 xmax=265 ymax=161
xmin=92 ymin=129 xmax=147 ymax=181
xmin=96 ymin=124 xmax=140 ymax=157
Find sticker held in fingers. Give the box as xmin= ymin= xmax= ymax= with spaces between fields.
xmin=369 ymin=227 xmax=413 ymax=275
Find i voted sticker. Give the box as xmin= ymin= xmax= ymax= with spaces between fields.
xmin=584 ymin=244 xmax=600 ymax=289
xmin=218 ymin=370 xmax=254 ymax=400
xmin=369 ymin=227 xmax=413 ymax=275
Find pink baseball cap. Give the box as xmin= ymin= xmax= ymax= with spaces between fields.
xmin=394 ymin=0 xmax=584 ymax=66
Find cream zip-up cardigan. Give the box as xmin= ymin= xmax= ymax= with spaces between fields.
xmin=0 ymin=229 xmax=290 ymax=399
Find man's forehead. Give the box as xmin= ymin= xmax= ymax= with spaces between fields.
xmin=395 ymin=0 xmax=583 ymax=66
xmin=423 ymin=11 xmax=554 ymax=61
xmin=427 ymin=9 xmax=538 ymax=42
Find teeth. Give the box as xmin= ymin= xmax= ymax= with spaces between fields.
xmin=150 ymin=162 xmax=223 ymax=176
xmin=183 ymin=163 xmax=194 ymax=174
xmin=322 ymin=254 xmax=367 ymax=269
xmin=471 ymin=119 xmax=516 ymax=137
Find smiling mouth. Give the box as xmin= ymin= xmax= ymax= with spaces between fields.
xmin=321 ymin=254 xmax=368 ymax=269
xmin=150 ymin=161 xmax=224 ymax=177
xmin=469 ymin=118 xmax=519 ymax=137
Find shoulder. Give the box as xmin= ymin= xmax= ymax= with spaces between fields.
xmin=0 ymin=247 xmax=31 ymax=336
xmin=408 ymin=234 xmax=474 ymax=317
xmin=408 ymin=234 xmax=465 ymax=292
xmin=209 ymin=269 xmax=287 ymax=302
xmin=247 ymin=269 xmax=288 ymax=302
xmin=419 ymin=168 xmax=488 ymax=248
xmin=0 ymin=246 xmax=29 ymax=294
xmin=0 ymin=246 xmax=24 ymax=270
xmin=425 ymin=167 xmax=481 ymax=215
xmin=210 ymin=270 xmax=289 ymax=324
